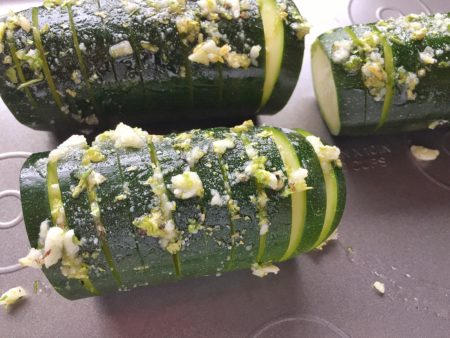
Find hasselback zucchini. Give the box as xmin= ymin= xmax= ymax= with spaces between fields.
xmin=312 ymin=12 xmax=450 ymax=136
xmin=0 ymin=0 xmax=308 ymax=134
xmin=18 ymin=121 xmax=345 ymax=299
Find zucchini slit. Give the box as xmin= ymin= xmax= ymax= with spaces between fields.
xmin=31 ymin=7 xmax=66 ymax=112
xmin=6 ymin=38 xmax=36 ymax=104
xmin=147 ymin=141 xmax=182 ymax=277
xmin=264 ymin=127 xmax=307 ymax=261
xmin=46 ymin=160 xmax=100 ymax=294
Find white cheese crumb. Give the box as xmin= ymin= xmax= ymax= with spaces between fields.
xmin=109 ymin=40 xmax=134 ymax=59
xmin=210 ymin=189 xmax=225 ymax=206
xmin=170 ymin=171 xmax=204 ymax=199
xmin=48 ymin=135 xmax=87 ymax=162
xmin=71 ymin=70 xmax=82 ymax=85
xmin=428 ymin=120 xmax=449 ymax=130
xmin=419 ymin=46 xmax=437 ymax=65
xmin=18 ymin=248 xmax=43 ymax=269
xmin=225 ymin=0 xmax=240 ymax=18
xmin=305 ymin=135 xmax=341 ymax=164
xmin=186 ymin=147 xmax=205 ymax=167
xmin=331 ymin=40 xmax=353 ymax=64
xmin=188 ymin=39 xmax=231 ymax=66
xmin=251 ymin=263 xmax=280 ymax=278
xmin=213 ymin=138 xmax=235 ymax=155
xmin=410 ymin=145 xmax=440 ymax=161
xmin=108 ymin=123 xmax=147 ymax=149
xmin=288 ymin=168 xmax=309 ymax=192
xmin=372 ymin=281 xmax=385 ymax=295
xmin=43 ymin=227 xmax=65 ymax=268
xmin=249 ymin=45 xmax=262 ymax=66
xmin=38 ymin=220 xmax=50 ymax=247
xmin=0 ymin=287 xmax=27 ymax=310
xmin=88 ymin=171 xmax=107 ymax=187
xmin=63 ymin=229 xmax=80 ymax=258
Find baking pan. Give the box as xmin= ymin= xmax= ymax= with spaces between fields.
xmin=1 ymin=0 xmax=449 ymax=337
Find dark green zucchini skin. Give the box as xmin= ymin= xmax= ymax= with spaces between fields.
xmin=313 ymin=13 xmax=450 ymax=136
xmin=20 ymin=124 xmax=345 ymax=299
xmin=0 ymin=0 xmax=306 ymax=135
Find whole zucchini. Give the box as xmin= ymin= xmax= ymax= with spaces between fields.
xmin=312 ymin=12 xmax=450 ymax=136
xmin=19 ymin=121 xmax=345 ymax=299
xmin=0 ymin=0 xmax=308 ymax=134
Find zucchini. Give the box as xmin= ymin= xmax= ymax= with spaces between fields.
xmin=312 ymin=12 xmax=450 ymax=136
xmin=0 ymin=0 xmax=307 ymax=134
xmin=19 ymin=122 xmax=345 ymax=299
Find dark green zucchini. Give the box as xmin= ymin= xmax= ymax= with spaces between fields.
xmin=19 ymin=122 xmax=345 ymax=299
xmin=312 ymin=12 xmax=450 ymax=136
xmin=0 ymin=0 xmax=307 ymax=134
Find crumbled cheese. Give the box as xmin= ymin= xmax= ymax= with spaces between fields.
xmin=38 ymin=220 xmax=50 ymax=247
xmin=188 ymin=39 xmax=231 ymax=66
xmin=170 ymin=171 xmax=204 ymax=199
xmin=331 ymin=40 xmax=353 ymax=64
xmin=419 ymin=46 xmax=437 ymax=65
xmin=251 ymin=263 xmax=279 ymax=278
xmin=288 ymin=168 xmax=309 ymax=192
xmin=428 ymin=120 xmax=449 ymax=129
xmin=18 ymin=248 xmax=43 ymax=269
xmin=198 ymin=0 xmax=218 ymax=17
xmin=305 ymin=136 xmax=341 ymax=164
xmin=225 ymin=51 xmax=251 ymax=69
xmin=225 ymin=0 xmax=240 ymax=18
xmin=88 ymin=171 xmax=107 ymax=187
xmin=176 ymin=17 xmax=200 ymax=43
xmin=410 ymin=145 xmax=440 ymax=161
xmin=213 ymin=138 xmax=235 ymax=155
xmin=291 ymin=21 xmax=311 ymax=40
xmin=186 ymin=147 xmax=206 ymax=167
xmin=71 ymin=70 xmax=82 ymax=85
xmin=248 ymin=45 xmax=262 ymax=66
xmin=133 ymin=211 xmax=181 ymax=253
xmin=48 ymin=135 xmax=87 ymax=162
xmin=42 ymin=226 xmax=65 ymax=268
xmin=63 ymin=229 xmax=80 ymax=257
xmin=210 ymin=189 xmax=226 ymax=206
xmin=372 ymin=281 xmax=385 ymax=295
xmin=361 ymin=59 xmax=387 ymax=101
xmin=109 ymin=41 xmax=134 ymax=59
xmin=106 ymin=123 xmax=147 ymax=149
xmin=0 ymin=287 xmax=26 ymax=310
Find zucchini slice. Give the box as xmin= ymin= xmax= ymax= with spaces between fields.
xmin=263 ymin=127 xmax=307 ymax=261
